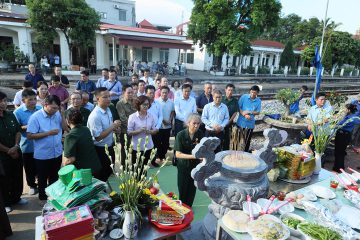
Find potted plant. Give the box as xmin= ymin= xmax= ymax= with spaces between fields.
xmin=275 ymin=88 xmax=301 ymax=117
xmin=109 ymin=136 xmax=166 ymax=239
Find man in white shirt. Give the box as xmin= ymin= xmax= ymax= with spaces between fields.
xmin=87 ymin=87 xmax=121 ymax=181
xmin=201 ymin=90 xmax=229 ymax=152
xmin=137 ymin=80 xmax=146 ymax=97
xmin=156 ymin=86 xmax=175 ymax=161
xmin=140 ymin=69 xmax=154 ymax=86
xmin=146 ymin=85 xmax=163 ymax=166
xmin=13 ymin=81 xmax=37 ymax=109
xmin=174 ymin=84 xmax=197 ymax=136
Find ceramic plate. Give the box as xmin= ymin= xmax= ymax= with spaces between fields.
xmin=242 ymin=202 xmax=262 ymax=217
xmin=309 ymin=185 xmax=336 ymax=199
xmin=248 ymin=214 xmax=290 ymax=240
xmin=109 ymin=228 xmax=123 ymax=239
xmin=335 ymin=205 xmax=360 ymax=229
xmin=352 ymin=172 xmax=360 ymax=182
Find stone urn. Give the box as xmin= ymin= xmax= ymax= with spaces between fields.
xmin=191 ymin=137 xmax=269 ymax=239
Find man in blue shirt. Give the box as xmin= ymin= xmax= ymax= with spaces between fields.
xmin=13 ymin=90 xmax=42 ymax=195
xmin=25 ymin=64 xmax=45 ymax=89
xmin=333 ymin=104 xmax=360 ymax=172
xmin=96 ymin=68 xmax=109 ymax=88
xmin=27 ymin=95 xmax=68 ymax=201
xmin=236 ymin=85 xmax=261 ymax=152
xmin=104 ymin=69 xmax=122 ymax=106
xmin=87 ymin=88 xmax=121 ymax=181
xmin=201 ymin=90 xmax=229 ymax=152
xmin=75 ymin=70 xmax=96 ymax=103
xmin=289 ymin=85 xmax=308 ymax=116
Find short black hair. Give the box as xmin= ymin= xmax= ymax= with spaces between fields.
xmin=160 ymin=86 xmax=170 ymax=92
xmin=50 ymin=75 xmax=60 ymax=82
xmin=66 ymin=109 xmax=83 ymax=125
xmin=94 ymin=87 xmax=108 ymax=97
xmin=144 ymin=69 xmax=150 ymax=72
xmin=37 ymin=81 xmax=48 ymax=89
xmin=131 ymin=82 xmax=138 ymax=87
xmin=132 ymin=73 xmax=139 ymax=78
xmin=0 ymin=91 xmax=7 ymax=101
xmin=22 ymin=89 xmax=36 ymax=98
xmin=184 ymin=78 xmax=193 ymax=84
xmin=109 ymin=69 xmax=116 ymax=73
xmin=122 ymin=84 xmax=132 ymax=92
xmin=250 ymin=85 xmax=260 ymax=92
xmin=315 ymin=92 xmax=326 ymax=99
xmin=182 ymin=83 xmax=192 ymax=90
xmin=102 ymin=68 xmax=109 ymax=72
xmin=346 ymin=104 xmax=357 ymax=114
xmin=23 ymin=81 xmax=33 ymax=88
xmin=80 ymin=70 xmax=89 ymax=76
xmin=226 ymin=83 xmax=235 ymax=89
xmin=301 ymin=85 xmax=308 ymax=91
xmin=171 ymin=80 xmax=181 ymax=88
xmin=138 ymin=80 xmax=145 ymax=85
xmin=145 ymin=85 xmax=155 ymax=93
xmin=45 ymin=95 xmax=61 ymax=106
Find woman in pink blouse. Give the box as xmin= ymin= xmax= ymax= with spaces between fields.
xmin=127 ymin=95 xmax=158 ymax=167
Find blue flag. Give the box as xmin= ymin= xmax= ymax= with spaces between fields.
xmin=311 ymin=46 xmax=323 ymax=105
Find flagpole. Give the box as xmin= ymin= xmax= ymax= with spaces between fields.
xmin=319 ymin=0 xmax=330 ymax=58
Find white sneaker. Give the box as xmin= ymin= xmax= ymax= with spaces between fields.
xmin=17 ymin=198 xmax=28 ymax=205
xmin=28 ymin=187 xmax=37 ymax=195
xmin=5 ymin=206 xmax=12 ymax=213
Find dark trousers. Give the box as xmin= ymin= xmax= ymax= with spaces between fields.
xmin=333 ymin=130 xmax=352 ymax=172
xmin=119 ymin=133 xmax=131 ymax=166
xmin=0 ymin=188 xmax=12 ymax=238
xmin=174 ymin=119 xmax=185 ymax=137
xmin=95 ymin=146 xmax=112 ymax=182
xmin=90 ymin=65 xmax=96 ymax=74
xmin=152 ymin=132 xmax=161 ymax=159
xmin=223 ymin=125 xmax=233 ymax=151
xmin=0 ymin=156 xmax=23 ymax=206
xmin=236 ymin=126 xmax=253 ymax=152
xmin=205 ymin=130 xmax=224 ymax=153
xmin=131 ymin=149 xmax=151 ymax=173
xmin=23 ymin=152 xmax=37 ymax=188
xmin=177 ymin=159 xmax=200 ymax=207
xmin=158 ymin=128 xmax=171 ymax=160
xmin=108 ymin=145 xmax=116 ymax=165
xmin=35 ymin=156 xmax=62 ymax=200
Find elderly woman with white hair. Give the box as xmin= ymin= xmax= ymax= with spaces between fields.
xmin=174 ymin=113 xmax=204 ymax=207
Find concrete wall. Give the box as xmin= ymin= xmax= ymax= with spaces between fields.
xmin=86 ymin=0 xmax=135 ymax=27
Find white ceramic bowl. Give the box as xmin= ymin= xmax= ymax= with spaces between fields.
xmin=256 ymin=198 xmax=275 ymax=213
xmin=242 ymin=202 xmax=262 ymax=218
xmin=278 ymin=202 xmax=295 ymax=215
xmin=280 ymin=212 xmax=306 ymax=237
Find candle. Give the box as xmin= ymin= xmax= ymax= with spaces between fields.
xmin=247 ymin=195 xmax=254 ymax=221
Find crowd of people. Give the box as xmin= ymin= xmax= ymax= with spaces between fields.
xmin=1 ymin=64 xmax=360 ymax=232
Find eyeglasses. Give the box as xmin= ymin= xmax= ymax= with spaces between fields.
xmin=141 ymin=103 xmax=149 ymax=107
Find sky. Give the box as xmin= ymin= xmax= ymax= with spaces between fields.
xmin=135 ymin=0 xmax=359 ymax=34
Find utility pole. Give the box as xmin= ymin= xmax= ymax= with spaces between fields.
xmin=319 ymin=0 xmax=330 ymax=58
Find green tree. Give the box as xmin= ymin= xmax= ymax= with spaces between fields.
xmin=260 ymin=13 xmax=302 ymax=43
xmin=321 ymin=42 xmax=332 ymax=71
xmin=279 ymin=41 xmax=295 ymax=68
xmin=26 ymin=0 xmax=100 ymax=65
xmin=188 ymin=0 xmax=281 ymax=59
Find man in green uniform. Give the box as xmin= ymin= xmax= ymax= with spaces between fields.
xmin=116 ymin=84 xmax=136 ymax=165
xmin=174 ymin=113 xmax=204 ymax=207
xmin=0 ymin=91 xmax=27 ymax=213
xmin=222 ymin=84 xmax=239 ymax=150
